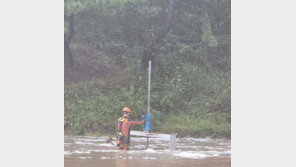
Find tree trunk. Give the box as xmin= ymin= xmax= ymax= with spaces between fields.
xmin=155 ymin=0 xmax=176 ymax=45
xmin=141 ymin=0 xmax=176 ymax=70
xmin=141 ymin=0 xmax=154 ymax=70
xmin=64 ymin=14 xmax=74 ymax=67
xmin=64 ymin=38 xmax=74 ymax=67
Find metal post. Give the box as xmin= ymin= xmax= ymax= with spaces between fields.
xmin=169 ymin=134 xmax=176 ymax=151
xmin=130 ymin=130 xmax=176 ymax=152
xmin=146 ymin=137 xmax=149 ymax=149
xmin=148 ymin=60 xmax=151 ymax=114
xmin=144 ymin=60 xmax=152 ymax=132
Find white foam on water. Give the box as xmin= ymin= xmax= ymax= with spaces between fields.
xmin=147 ymin=145 xmax=157 ymax=148
xmin=79 ymin=157 xmax=92 ymax=159
xmin=203 ymin=146 xmax=215 ymax=150
xmin=144 ymin=148 xmax=157 ymax=153
xmin=176 ymin=145 xmax=198 ymax=149
xmin=158 ymin=144 xmax=170 ymax=148
xmin=149 ymin=136 xmax=172 ymax=141
xmin=98 ymin=143 xmax=115 ymax=147
xmin=209 ymin=150 xmax=231 ymax=154
xmin=201 ymin=150 xmax=231 ymax=157
xmin=64 ymin=151 xmax=73 ymax=155
xmin=120 ymin=156 xmax=133 ymax=159
xmin=100 ymin=157 xmax=112 ymax=159
xmin=76 ymin=137 xmax=107 ymax=142
xmin=218 ymin=142 xmax=231 ymax=146
xmin=159 ymin=149 xmax=171 ymax=153
xmin=133 ymin=145 xmax=146 ymax=149
xmin=130 ymin=137 xmax=148 ymax=142
xmin=143 ymin=156 xmax=158 ymax=160
xmin=75 ymin=141 xmax=97 ymax=145
xmin=184 ymin=137 xmax=212 ymax=142
xmin=93 ymin=149 xmax=119 ymax=153
xmin=74 ymin=150 xmax=91 ymax=154
xmin=220 ymin=150 xmax=231 ymax=155
xmin=126 ymin=150 xmax=139 ymax=154
xmin=127 ymin=149 xmax=170 ymax=154
xmin=65 ymin=136 xmax=230 ymax=160
xmin=131 ymin=137 xmax=169 ymax=142
xmin=174 ymin=151 xmax=209 ymax=159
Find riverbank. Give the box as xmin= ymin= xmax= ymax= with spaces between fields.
xmin=64 ymin=63 xmax=230 ymax=139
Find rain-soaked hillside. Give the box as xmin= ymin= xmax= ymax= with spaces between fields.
xmin=64 ymin=0 xmax=231 ymax=138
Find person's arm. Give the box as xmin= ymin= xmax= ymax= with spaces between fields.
xmin=128 ymin=119 xmax=144 ymax=125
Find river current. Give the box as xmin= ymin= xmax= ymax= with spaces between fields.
xmin=64 ymin=135 xmax=231 ymax=167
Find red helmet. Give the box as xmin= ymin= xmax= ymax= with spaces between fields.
xmin=122 ymin=107 xmax=131 ymax=115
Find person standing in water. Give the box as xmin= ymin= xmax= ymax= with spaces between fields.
xmin=115 ymin=107 xmax=144 ymax=150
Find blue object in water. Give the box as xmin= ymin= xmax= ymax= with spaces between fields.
xmin=144 ymin=113 xmax=152 ymax=131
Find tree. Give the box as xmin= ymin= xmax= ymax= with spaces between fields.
xmin=64 ymin=13 xmax=74 ymax=67
xmin=64 ymin=0 xmax=102 ymax=67
xmin=141 ymin=0 xmax=176 ymax=70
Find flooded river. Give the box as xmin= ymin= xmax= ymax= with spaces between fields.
xmin=64 ymin=135 xmax=231 ymax=167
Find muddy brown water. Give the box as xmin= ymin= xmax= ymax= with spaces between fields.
xmin=64 ymin=136 xmax=231 ymax=167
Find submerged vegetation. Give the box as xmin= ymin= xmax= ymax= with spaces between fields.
xmin=64 ymin=0 xmax=231 ymax=138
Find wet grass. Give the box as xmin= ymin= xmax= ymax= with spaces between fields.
xmin=64 ymin=65 xmax=230 ymax=139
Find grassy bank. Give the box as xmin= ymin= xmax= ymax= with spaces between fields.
xmin=64 ymin=64 xmax=231 ymax=139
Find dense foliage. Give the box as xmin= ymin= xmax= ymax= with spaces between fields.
xmin=64 ymin=0 xmax=231 ymax=138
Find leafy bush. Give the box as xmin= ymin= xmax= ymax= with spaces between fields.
xmin=65 ymin=60 xmax=231 ymax=138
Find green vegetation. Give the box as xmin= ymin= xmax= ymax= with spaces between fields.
xmin=64 ymin=0 xmax=231 ymax=138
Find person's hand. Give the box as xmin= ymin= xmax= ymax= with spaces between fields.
xmin=141 ymin=114 xmax=146 ymax=120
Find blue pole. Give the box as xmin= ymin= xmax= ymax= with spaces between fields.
xmin=144 ymin=113 xmax=152 ymax=131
